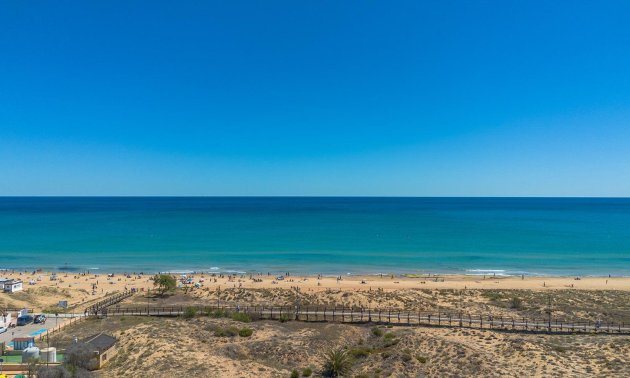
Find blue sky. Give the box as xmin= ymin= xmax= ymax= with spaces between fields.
xmin=1 ymin=1 xmax=629 ymax=196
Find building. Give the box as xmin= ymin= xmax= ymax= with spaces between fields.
xmin=12 ymin=337 xmax=35 ymax=351
xmin=81 ymin=333 xmax=118 ymax=369
xmin=2 ymin=279 xmax=23 ymax=293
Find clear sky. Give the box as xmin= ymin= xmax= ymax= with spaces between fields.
xmin=1 ymin=1 xmax=629 ymax=196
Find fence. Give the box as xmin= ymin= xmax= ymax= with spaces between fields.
xmin=38 ymin=315 xmax=85 ymax=342
xmin=98 ymin=304 xmax=630 ymax=335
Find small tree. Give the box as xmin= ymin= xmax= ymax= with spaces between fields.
xmin=153 ymin=274 xmax=176 ymax=296
xmin=322 ymin=348 xmax=353 ymax=377
xmin=26 ymin=358 xmax=40 ymax=378
xmin=37 ymin=365 xmax=73 ymax=378
xmin=65 ymin=342 xmax=98 ymax=371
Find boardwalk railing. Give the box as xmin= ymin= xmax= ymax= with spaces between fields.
xmin=98 ymin=304 xmax=630 ymax=335
xmin=85 ymin=290 xmax=132 ymax=315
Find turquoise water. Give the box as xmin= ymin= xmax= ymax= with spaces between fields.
xmin=1 ymin=197 xmax=629 ymax=276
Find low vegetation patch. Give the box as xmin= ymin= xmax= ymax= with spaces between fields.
xmin=214 ymin=326 xmax=240 ymax=337
xmin=183 ymin=306 xmax=197 ymax=319
xmin=371 ymin=327 xmax=384 ymax=337
xmin=231 ymin=312 xmax=252 ymax=323
xmin=238 ymin=327 xmax=254 ymax=337
xmin=349 ymin=346 xmax=373 ymax=359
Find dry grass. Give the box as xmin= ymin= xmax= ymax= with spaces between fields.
xmin=45 ymin=287 xmax=630 ymax=377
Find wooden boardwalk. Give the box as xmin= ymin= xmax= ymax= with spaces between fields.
xmin=85 ymin=290 xmax=132 ymax=315
xmin=99 ymin=304 xmax=630 ymax=335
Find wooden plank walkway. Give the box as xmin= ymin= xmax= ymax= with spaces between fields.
xmin=98 ymin=304 xmax=630 ymax=335
xmin=85 ymin=290 xmax=133 ymax=315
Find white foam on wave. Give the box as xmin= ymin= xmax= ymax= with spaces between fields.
xmin=222 ymin=269 xmax=246 ymax=274
xmin=465 ymin=269 xmax=510 ymax=276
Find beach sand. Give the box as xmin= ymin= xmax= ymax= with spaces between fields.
xmin=3 ymin=269 xmax=629 ymax=377
xmin=1 ymin=270 xmax=629 ymax=312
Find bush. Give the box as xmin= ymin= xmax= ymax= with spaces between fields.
xmin=383 ymin=332 xmax=396 ymax=340
xmin=349 ymin=347 xmax=372 ymax=359
xmin=37 ymin=365 xmax=72 ymax=378
xmin=279 ymin=313 xmax=291 ymax=323
xmin=65 ymin=342 xmax=98 ymax=370
xmin=209 ymin=309 xmax=227 ymax=318
xmin=239 ymin=327 xmax=254 ymax=337
xmin=214 ymin=326 xmax=240 ymax=337
xmin=183 ymin=307 xmax=197 ymax=319
xmin=290 ymin=369 xmax=300 ymax=378
xmin=510 ymin=296 xmax=524 ymax=309
xmin=322 ymin=348 xmax=353 ymax=377
xmin=302 ymin=367 xmax=313 ymax=377
xmin=483 ymin=291 xmax=503 ymax=301
xmin=416 ymin=355 xmax=427 ymax=363
xmin=371 ymin=327 xmax=383 ymax=337
xmin=401 ymin=353 xmax=412 ymax=362
xmin=231 ymin=312 xmax=252 ymax=323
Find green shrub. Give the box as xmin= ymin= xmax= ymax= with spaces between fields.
xmin=354 ymin=374 xmax=369 ymax=378
xmin=279 ymin=313 xmax=291 ymax=323
xmin=225 ymin=326 xmax=239 ymax=336
xmin=401 ymin=353 xmax=412 ymax=362
xmin=209 ymin=309 xmax=227 ymax=318
xmin=383 ymin=332 xmax=396 ymax=340
xmin=483 ymin=291 xmax=503 ymax=301
xmin=231 ymin=312 xmax=252 ymax=323
xmin=371 ymin=327 xmax=383 ymax=337
xmin=239 ymin=328 xmax=254 ymax=337
xmin=183 ymin=307 xmax=197 ymax=319
xmin=302 ymin=367 xmax=313 ymax=377
xmin=510 ymin=296 xmax=524 ymax=310
xmin=416 ymin=355 xmax=427 ymax=363
xmin=290 ymin=369 xmax=300 ymax=378
xmin=349 ymin=347 xmax=372 ymax=359
xmin=322 ymin=348 xmax=353 ymax=377
xmin=214 ymin=326 xmax=240 ymax=337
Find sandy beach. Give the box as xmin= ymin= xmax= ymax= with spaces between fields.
xmin=2 ymin=269 xmax=629 ymax=312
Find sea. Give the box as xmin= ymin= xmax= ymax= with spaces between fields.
xmin=0 ymin=197 xmax=629 ymax=276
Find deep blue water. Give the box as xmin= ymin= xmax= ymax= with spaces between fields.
xmin=1 ymin=197 xmax=629 ymax=276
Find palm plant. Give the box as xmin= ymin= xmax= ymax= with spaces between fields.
xmin=322 ymin=347 xmax=353 ymax=377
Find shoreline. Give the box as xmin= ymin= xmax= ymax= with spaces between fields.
xmin=2 ymin=266 xmax=629 ymax=279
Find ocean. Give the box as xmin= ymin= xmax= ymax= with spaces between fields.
xmin=0 ymin=197 xmax=629 ymax=276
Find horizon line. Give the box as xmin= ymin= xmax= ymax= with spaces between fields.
xmin=1 ymin=195 xmax=629 ymax=199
